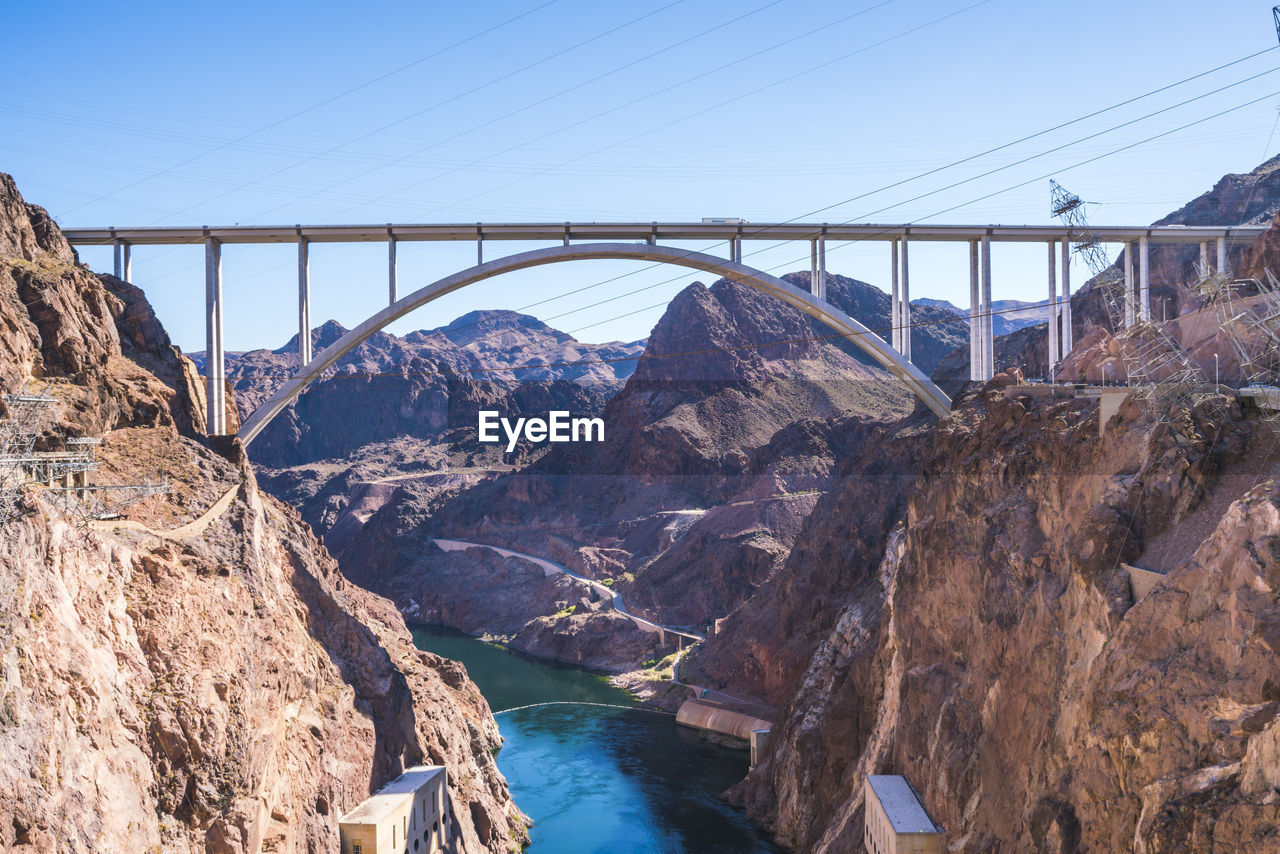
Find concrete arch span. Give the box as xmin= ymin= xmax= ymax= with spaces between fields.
xmin=236 ymin=243 xmax=952 ymax=445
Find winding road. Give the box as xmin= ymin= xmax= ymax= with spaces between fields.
xmin=431 ymin=538 xmax=776 ymax=717
xmin=432 ymin=538 xmax=702 ymax=642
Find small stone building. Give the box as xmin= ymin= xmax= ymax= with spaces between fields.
xmin=339 ymin=765 xmax=452 ymax=854
xmin=864 ymin=775 xmax=943 ymax=854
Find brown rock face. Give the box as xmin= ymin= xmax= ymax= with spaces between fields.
xmin=223 ymin=311 xmax=641 ymax=468
xmin=336 ymin=277 xmax=918 ymax=676
xmin=736 ymin=382 xmax=1280 ymax=852
xmin=0 ymin=173 xmax=525 ymax=853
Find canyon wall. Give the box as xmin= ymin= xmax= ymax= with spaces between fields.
xmin=739 ymin=380 xmax=1280 ymax=851
xmin=0 ymin=173 xmax=525 ymax=853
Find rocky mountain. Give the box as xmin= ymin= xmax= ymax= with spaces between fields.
xmin=915 ymin=296 xmax=1050 ymax=336
xmin=339 ymin=156 xmax=1280 ymax=852
xmin=337 ymin=275 xmax=921 ymax=672
xmin=0 ymin=173 xmax=525 ymax=853
xmin=212 ymin=311 xmax=644 ymax=468
xmin=729 ymin=381 xmax=1280 ymax=852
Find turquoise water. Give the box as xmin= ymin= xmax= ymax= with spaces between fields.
xmin=411 ymin=625 xmax=785 ymax=854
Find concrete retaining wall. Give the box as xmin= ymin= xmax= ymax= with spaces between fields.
xmin=1123 ymin=562 xmax=1166 ymax=601
xmin=676 ymin=699 xmax=772 ymax=742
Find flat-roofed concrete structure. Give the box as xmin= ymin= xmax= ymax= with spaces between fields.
xmin=864 ymin=775 xmax=943 ymax=854
xmin=339 ymin=765 xmax=452 ymax=854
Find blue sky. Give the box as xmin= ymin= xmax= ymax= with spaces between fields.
xmin=7 ymin=1 xmax=1280 ymax=352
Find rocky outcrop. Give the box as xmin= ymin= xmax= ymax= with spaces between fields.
xmin=736 ymin=380 xmax=1280 ymax=851
xmin=0 ymin=173 xmax=525 ymax=853
xmin=219 ymin=311 xmax=643 ymax=468
xmin=339 ymin=277 xmax=919 ymax=672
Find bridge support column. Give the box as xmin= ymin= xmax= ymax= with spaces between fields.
xmin=969 ymin=240 xmax=980 ymax=382
xmin=1139 ymin=234 xmax=1150 ymax=322
xmin=388 ymin=230 xmax=398 ymax=306
xmin=1048 ymin=241 xmax=1058 ymax=382
xmin=981 ymin=232 xmax=993 ymax=380
xmin=1061 ymin=238 xmax=1072 ymax=359
xmin=477 ymin=226 xmax=484 ymax=265
xmin=890 ymin=239 xmax=900 ymax=350
xmin=204 ymin=237 xmax=225 ymax=436
xmin=810 ymin=239 xmax=818 ymax=297
xmin=298 ymin=234 xmax=311 ymax=366
xmin=815 ymin=233 xmax=826 ymax=301
xmin=900 ymin=232 xmax=911 ymax=362
xmin=1217 ymin=235 xmax=1228 ymax=276
xmin=1200 ymin=241 xmax=1209 ymax=277
xmin=1123 ymin=242 xmax=1135 ymax=328
xmin=113 ymin=240 xmax=132 ymax=282
xmin=113 ymin=238 xmax=123 ymax=278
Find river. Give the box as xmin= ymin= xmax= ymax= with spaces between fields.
xmin=411 ymin=625 xmax=785 ymax=854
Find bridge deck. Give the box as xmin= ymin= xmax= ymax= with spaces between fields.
xmin=62 ymin=221 xmax=1265 ymax=246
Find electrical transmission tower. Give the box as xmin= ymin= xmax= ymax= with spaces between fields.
xmin=1050 ymin=180 xmax=1216 ymax=426
xmin=0 ymin=381 xmax=171 ymax=529
xmin=1051 ymin=180 xmax=1113 ymax=279
xmin=0 ymin=383 xmax=56 ymax=527
xmin=1197 ymin=267 xmax=1280 ymax=429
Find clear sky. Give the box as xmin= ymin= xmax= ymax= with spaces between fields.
xmin=7 ymin=1 xmax=1280 ymax=353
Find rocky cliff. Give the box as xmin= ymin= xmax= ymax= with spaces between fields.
xmin=219 ymin=311 xmax=643 ymax=469
xmin=734 ymin=380 xmax=1280 ymax=851
xmin=0 ymin=173 xmax=525 ymax=853
xmin=338 ymin=275 xmax=921 ymax=674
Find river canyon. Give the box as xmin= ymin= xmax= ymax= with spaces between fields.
xmin=7 ymin=147 xmax=1280 ymax=854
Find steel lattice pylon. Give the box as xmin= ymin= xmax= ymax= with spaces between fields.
xmin=1197 ymin=267 xmax=1280 ymax=429
xmin=1052 ymin=180 xmax=1218 ymax=427
xmin=0 ymin=382 xmax=55 ymax=527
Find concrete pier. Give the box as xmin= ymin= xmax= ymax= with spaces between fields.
xmin=810 ymin=238 xmax=827 ymax=300
xmin=1060 ymin=239 xmax=1072 ymax=358
xmin=981 ymin=233 xmax=993 ymax=380
xmin=112 ymin=238 xmax=132 ymax=281
xmin=1124 ymin=242 xmax=1136 ymax=328
xmin=900 ymin=232 xmax=911 ymax=362
xmin=1047 ymin=241 xmax=1057 ymax=380
xmin=969 ymin=240 xmax=980 ymax=382
xmin=388 ymin=229 xmax=398 ymax=305
xmin=1139 ymin=233 xmax=1150 ymax=322
xmin=204 ymin=237 xmax=225 ymax=435
xmin=816 ymin=232 xmax=826 ymax=301
xmin=1218 ymin=235 xmax=1228 ymax=276
xmin=890 ymin=239 xmax=901 ymax=351
xmin=113 ymin=239 xmax=132 ymax=282
xmin=297 ymin=233 xmax=311 ymax=367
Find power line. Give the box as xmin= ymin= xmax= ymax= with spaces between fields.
xmin=299 ymin=0 xmax=897 ymax=223
xmin=74 ymin=45 xmax=1280 ymax=383
xmin=267 ymin=48 xmax=1280 ymax=348
xmin=199 ymin=267 xmax=1217 ymax=385
xmin=395 ymin=0 xmax=987 ymax=221
xmin=51 ymin=0 xmax=566 ymax=220
xmin=388 ymin=75 xmax=1280 ymax=351
xmin=243 ymin=0 xmax=797 ymax=223
xmin=143 ymin=0 xmax=698 ymax=228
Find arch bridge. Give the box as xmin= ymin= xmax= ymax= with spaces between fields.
xmin=62 ymin=221 xmax=1263 ymax=439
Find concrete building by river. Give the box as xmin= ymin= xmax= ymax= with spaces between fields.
xmin=864 ymin=775 xmax=943 ymax=854
xmin=339 ymin=765 xmax=452 ymax=854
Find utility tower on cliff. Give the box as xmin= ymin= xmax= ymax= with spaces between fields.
xmin=1050 ymin=181 xmax=1214 ymax=426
